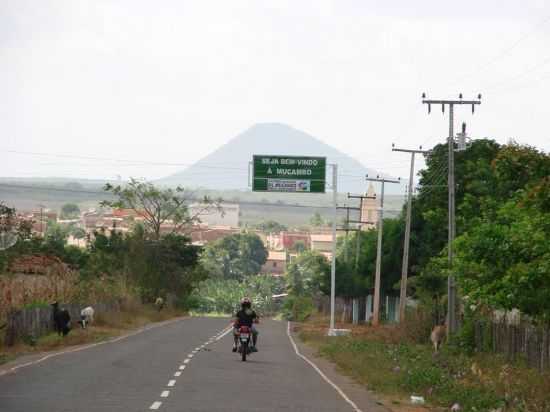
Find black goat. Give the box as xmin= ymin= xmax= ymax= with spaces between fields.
xmin=51 ymin=302 xmax=71 ymax=337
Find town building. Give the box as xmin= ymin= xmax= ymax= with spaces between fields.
xmin=260 ymin=250 xmax=287 ymax=275
xmin=189 ymin=203 xmax=239 ymax=228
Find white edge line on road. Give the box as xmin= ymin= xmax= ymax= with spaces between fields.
xmin=150 ymin=401 xmax=162 ymax=410
xmin=167 ymin=379 xmax=176 ymax=387
xmin=161 ymin=390 xmax=170 ymax=398
xmin=286 ymin=321 xmax=363 ymax=412
xmin=0 ymin=316 xmax=188 ymax=378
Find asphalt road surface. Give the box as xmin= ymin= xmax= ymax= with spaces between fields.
xmin=0 ymin=317 xmax=388 ymax=412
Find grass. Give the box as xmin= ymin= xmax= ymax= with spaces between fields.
xmin=0 ymin=304 xmax=186 ymax=366
xmin=297 ymin=316 xmax=550 ymax=412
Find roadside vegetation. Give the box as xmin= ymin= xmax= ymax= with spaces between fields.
xmin=286 ymin=140 xmax=550 ymax=411
xmin=0 ymin=180 xmax=219 ymax=354
xmin=298 ymin=315 xmax=550 ymax=412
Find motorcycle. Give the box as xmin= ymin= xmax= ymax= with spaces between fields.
xmin=237 ymin=325 xmax=252 ymax=361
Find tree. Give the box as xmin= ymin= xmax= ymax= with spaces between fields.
xmin=201 ymin=232 xmax=268 ymax=281
xmin=60 ymin=203 xmax=80 ymax=219
xmin=255 ymin=220 xmax=287 ymax=234
xmin=291 ymin=239 xmax=307 ymax=253
xmin=0 ymin=202 xmax=16 ymax=233
xmin=102 ymin=179 xmax=222 ymax=240
xmin=309 ymin=211 xmax=325 ymax=227
xmin=286 ymin=250 xmax=330 ymax=296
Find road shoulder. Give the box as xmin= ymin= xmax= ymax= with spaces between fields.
xmin=289 ymin=321 xmax=393 ymax=412
xmin=0 ymin=315 xmax=188 ymax=377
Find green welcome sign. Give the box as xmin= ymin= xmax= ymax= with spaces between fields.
xmin=252 ymin=155 xmax=326 ymax=193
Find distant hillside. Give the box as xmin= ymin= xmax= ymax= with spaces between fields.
xmin=159 ymin=123 xmax=406 ymax=194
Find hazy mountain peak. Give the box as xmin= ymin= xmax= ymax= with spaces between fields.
xmin=159 ymin=123 xmax=404 ymax=194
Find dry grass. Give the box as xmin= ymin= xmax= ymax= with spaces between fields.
xmin=297 ymin=314 xmax=550 ymax=412
xmin=0 ymin=302 xmax=186 ymax=365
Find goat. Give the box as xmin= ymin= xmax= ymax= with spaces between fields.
xmin=51 ymin=302 xmax=71 ymax=337
xmin=155 ymin=297 xmax=165 ymax=311
xmin=79 ymin=306 xmax=95 ymax=329
xmin=430 ymin=324 xmax=446 ymax=353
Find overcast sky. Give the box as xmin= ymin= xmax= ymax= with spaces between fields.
xmin=1 ymin=0 xmax=549 ymax=186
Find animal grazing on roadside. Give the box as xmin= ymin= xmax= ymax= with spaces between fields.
xmin=155 ymin=297 xmax=165 ymax=311
xmin=51 ymin=302 xmax=71 ymax=337
xmin=79 ymin=306 xmax=95 ymax=329
xmin=430 ymin=324 xmax=446 ymax=353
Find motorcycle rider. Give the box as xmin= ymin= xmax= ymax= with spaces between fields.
xmin=232 ymin=297 xmax=259 ymax=352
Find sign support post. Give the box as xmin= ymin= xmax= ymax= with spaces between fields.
xmin=328 ymin=164 xmax=337 ymax=334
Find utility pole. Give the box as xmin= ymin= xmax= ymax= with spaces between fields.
xmin=392 ymin=145 xmax=428 ymax=322
xmin=366 ymin=175 xmax=400 ymax=326
xmin=337 ymin=205 xmax=359 ymax=264
xmin=422 ymin=93 xmax=481 ymax=337
xmin=347 ymin=193 xmax=377 ymax=271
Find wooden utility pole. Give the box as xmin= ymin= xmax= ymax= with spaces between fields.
xmin=365 ymin=175 xmax=400 ymax=326
xmin=392 ymin=145 xmax=428 ymax=322
xmin=422 ymin=93 xmax=481 ymax=337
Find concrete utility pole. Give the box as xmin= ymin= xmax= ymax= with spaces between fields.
xmin=392 ymin=145 xmax=428 ymax=322
xmin=422 ymin=93 xmax=481 ymax=337
xmin=365 ymin=175 xmax=400 ymax=326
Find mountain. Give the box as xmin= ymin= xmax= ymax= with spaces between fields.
xmin=159 ymin=123 xmax=405 ymax=194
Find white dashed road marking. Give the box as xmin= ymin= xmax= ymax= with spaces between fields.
xmin=146 ymin=325 xmax=229 ymax=411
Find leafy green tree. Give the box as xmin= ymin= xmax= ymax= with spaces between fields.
xmin=102 ymin=178 xmax=221 ymax=240
xmin=201 ymin=232 xmax=268 ymax=281
xmin=454 ymin=199 xmax=550 ymax=324
xmin=286 ymin=250 xmax=330 ymax=296
xmin=255 ymin=220 xmax=287 ymax=233
xmin=60 ymin=203 xmax=80 ymax=219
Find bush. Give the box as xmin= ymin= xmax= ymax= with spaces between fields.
xmin=282 ymin=295 xmax=315 ymax=321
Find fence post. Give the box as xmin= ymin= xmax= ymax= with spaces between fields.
xmin=366 ymin=295 xmax=373 ymax=323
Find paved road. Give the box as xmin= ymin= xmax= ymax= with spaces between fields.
xmin=0 ymin=317 xmax=387 ymax=412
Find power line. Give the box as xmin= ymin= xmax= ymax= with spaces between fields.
xmin=447 ymin=14 xmax=550 ymax=86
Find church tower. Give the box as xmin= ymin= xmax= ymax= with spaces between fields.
xmin=360 ymin=183 xmax=378 ymax=230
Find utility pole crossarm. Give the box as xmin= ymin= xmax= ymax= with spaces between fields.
xmin=422 ymin=99 xmax=481 ymax=105
xmin=391 ymin=147 xmax=429 ymax=154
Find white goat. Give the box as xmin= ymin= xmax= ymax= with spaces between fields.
xmin=155 ymin=297 xmax=165 ymax=311
xmin=79 ymin=306 xmax=95 ymax=329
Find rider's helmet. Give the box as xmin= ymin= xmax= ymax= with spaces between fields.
xmin=241 ymin=297 xmax=251 ymax=309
